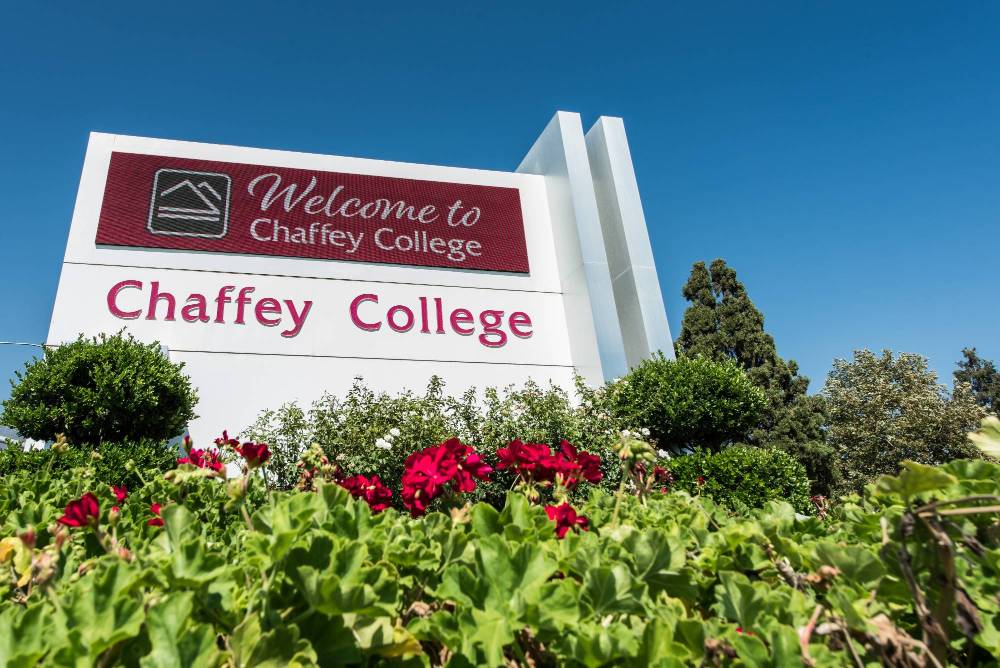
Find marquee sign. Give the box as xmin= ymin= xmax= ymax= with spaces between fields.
xmin=48 ymin=113 xmax=673 ymax=443
xmin=95 ymin=152 xmax=529 ymax=273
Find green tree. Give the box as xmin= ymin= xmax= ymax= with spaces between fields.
xmin=1 ymin=332 xmax=198 ymax=445
xmin=674 ymin=259 xmax=836 ymax=493
xmin=824 ymin=349 xmax=984 ymax=493
xmin=954 ymin=347 xmax=1000 ymax=414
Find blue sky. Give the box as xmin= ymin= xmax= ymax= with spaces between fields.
xmin=1 ymin=2 xmax=997 ymax=400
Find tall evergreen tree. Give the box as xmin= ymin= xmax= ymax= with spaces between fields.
xmin=954 ymin=348 xmax=1000 ymax=414
xmin=675 ymin=259 xmax=836 ymax=494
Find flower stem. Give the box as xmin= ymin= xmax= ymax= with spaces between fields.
xmin=610 ymin=464 xmax=629 ymax=528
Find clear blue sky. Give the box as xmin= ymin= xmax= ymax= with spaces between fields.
xmin=1 ymin=2 xmax=997 ymax=400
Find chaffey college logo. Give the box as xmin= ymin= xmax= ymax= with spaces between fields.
xmin=148 ymin=168 xmax=231 ymax=238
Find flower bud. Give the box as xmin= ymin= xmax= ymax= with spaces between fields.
xmin=109 ymin=506 xmax=121 ymax=526
xmin=18 ymin=527 xmax=36 ymax=550
xmin=226 ymin=477 xmax=245 ymax=501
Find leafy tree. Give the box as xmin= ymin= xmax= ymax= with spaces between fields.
xmin=674 ymin=259 xmax=835 ymax=493
xmin=605 ymin=353 xmax=766 ymax=453
xmin=954 ymin=347 xmax=1000 ymax=414
xmin=1 ymin=332 xmax=198 ymax=446
xmin=824 ymin=349 xmax=984 ymax=493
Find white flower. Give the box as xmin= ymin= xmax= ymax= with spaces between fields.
xmin=375 ymin=438 xmax=392 ymax=450
xmin=389 ymin=427 xmax=401 ymax=438
xmin=620 ymin=429 xmax=633 ymax=438
xmin=21 ymin=438 xmax=46 ymax=452
xmin=640 ymin=428 xmax=651 ymax=437
xmin=657 ymin=449 xmax=671 ymax=459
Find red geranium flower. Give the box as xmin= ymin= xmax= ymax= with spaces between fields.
xmin=401 ymin=438 xmax=492 ymax=516
xmin=496 ymin=439 xmax=552 ymax=475
xmin=57 ymin=492 xmax=100 ymax=528
xmin=696 ymin=475 xmax=706 ymax=486
xmin=177 ymin=447 xmax=225 ymax=472
xmin=497 ymin=440 xmax=602 ymax=489
xmin=545 ymin=503 xmax=589 ymax=539
xmin=339 ymin=474 xmax=393 ymax=512
xmin=147 ymin=503 xmax=164 ymax=527
xmin=555 ymin=440 xmax=602 ymax=486
xmin=442 ymin=437 xmax=493 ymax=493
xmin=111 ymin=485 xmax=128 ymax=503
xmin=236 ymin=442 xmax=271 ymax=468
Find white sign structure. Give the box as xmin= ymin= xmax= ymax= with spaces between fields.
xmin=48 ymin=112 xmax=673 ymax=442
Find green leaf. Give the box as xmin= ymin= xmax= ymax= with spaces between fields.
xmin=230 ymin=615 xmax=317 ymax=668
xmin=581 ymin=565 xmax=646 ymax=617
xmin=470 ymin=503 xmax=501 ymax=537
xmin=140 ymin=592 xmax=218 ymax=668
xmin=163 ymin=505 xmax=227 ymax=586
xmin=969 ymin=415 xmax=1000 ymax=459
xmin=712 ymin=571 xmax=765 ymax=629
xmin=814 ymin=543 xmax=884 ymax=589
xmin=55 ymin=561 xmax=145 ymax=666
xmin=0 ymin=605 xmax=52 ymax=668
xmin=874 ymin=461 xmax=957 ymax=501
xmin=468 ymin=608 xmax=513 ymax=667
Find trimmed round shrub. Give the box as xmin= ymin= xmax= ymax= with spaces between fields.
xmin=0 ymin=439 xmax=179 ymax=490
xmin=1 ymin=332 xmax=198 ymax=445
xmin=664 ymin=446 xmax=812 ymax=514
xmin=606 ymin=353 xmax=766 ymax=453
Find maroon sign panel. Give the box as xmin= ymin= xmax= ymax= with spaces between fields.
xmin=95 ymin=152 xmax=530 ymax=273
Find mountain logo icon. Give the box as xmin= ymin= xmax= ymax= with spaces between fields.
xmin=148 ymin=169 xmax=231 ymax=238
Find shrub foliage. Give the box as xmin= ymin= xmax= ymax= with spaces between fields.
xmin=1 ymin=333 xmax=198 ymax=445
xmin=606 ymin=354 xmax=766 ymax=453
xmin=664 ymin=446 xmax=812 ymax=514
xmin=0 ymin=439 xmax=178 ymax=490
xmin=1 ymin=441 xmax=998 ymax=666
xmin=244 ymin=377 xmax=631 ymax=501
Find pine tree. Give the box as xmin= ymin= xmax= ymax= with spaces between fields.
xmin=954 ymin=348 xmax=1000 ymax=414
xmin=675 ymin=259 xmax=836 ymax=494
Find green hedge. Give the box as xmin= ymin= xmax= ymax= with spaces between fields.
xmin=0 ymin=440 xmax=178 ymax=490
xmin=665 ymin=445 xmax=812 ymax=514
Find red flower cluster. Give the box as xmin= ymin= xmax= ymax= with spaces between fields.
xmin=653 ymin=465 xmax=674 ymax=493
xmin=147 ymin=503 xmax=164 ymax=527
xmin=545 ymin=502 xmax=589 ymax=539
xmin=339 ymin=474 xmax=393 ymax=512
xmin=496 ymin=439 xmax=602 ymax=489
xmin=214 ymin=431 xmax=271 ymax=469
xmin=177 ymin=448 xmax=225 ymax=472
xmin=401 ymin=438 xmax=492 ymax=516
xmin=57 ymin=492 xmax=100 ymax=528
xmin=214 ymin=431 xmax=240 ymax=449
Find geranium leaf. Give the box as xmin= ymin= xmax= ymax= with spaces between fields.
xmin=139 ymin=592 xmax=218 ymax=668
